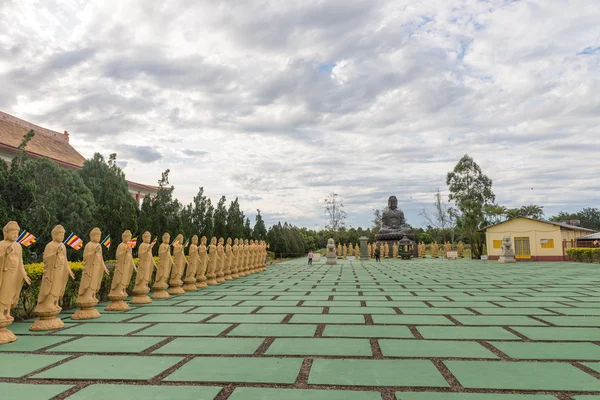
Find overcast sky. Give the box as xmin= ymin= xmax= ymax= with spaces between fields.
xmin=1 ymin=0 xmax=599 ymax=229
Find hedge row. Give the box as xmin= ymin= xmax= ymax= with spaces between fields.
xmin=566 ymin=248 xmax=600 ymax=263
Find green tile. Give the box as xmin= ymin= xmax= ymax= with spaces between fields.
xmin=373 ymin=315 xmax=454 ymax=325
xmin=494 ymin=302 xmax=571 ymax=308
xmin=177 ymin=300 xmax=241 ymax=306
xmin=548 ymin=308 xmax=600 ymax=316
xmin=57 ymin=323 xmax=150 ymax=336
xmin=490 ymin=341 xmax=600 ymax=360
xmin=513 ymin=327 xmax=600 ymax=341
xmin=134 ymin=323 xmax=231 ymax=336
xmin=240 ymin=300 xmax=300 ymax=307
xmin=473 ymin=308 xmax=556 ymax=315
xmin=418 ymin=326 xmax=519 ymax=340
xmin=188 ymin=307 xmax=257 ymax=314
xmin=50 ymin=336 xmax=164 ymax=353
xmin=67 ymin=384 xmax=222 ymax=400
xmin=258 ymin=307 xmax=324 ymax=314
xmin=397 ymin=393 xmax=557 ymax=400
xmin=289 ymin=314 xmax=365 ymax=324
xmin=128 ymin=314 xmax=213 ymax=323
xmin=228 ymin=323 xmax=317 ymax=337
xmin=229 ymin=387 xmax=383 ymax=400
xmin=266 ymin=338 xmax=372 ymax=356
xmin=583 ymin=362 xmax=600 ymax=373
xmin=63 ymin=314 xmax=136 ymax=323
xmin=367 ymin=301 xmax=428 ymax=308
xmin=34 ymin=355 xmax=182 ymax=380
xmin=125 ymin=306 xmax=194 ymax=313
xmin=164 ymin=357 xmax=302 ymax=383
xmin=323 ymin=325 xmax=413 ymax=338
xmin=7 ymin=322 xmax=77 ymax=335
xmin=0 ymin=354 xmax=68 ymax=377
xmin=0 ymin=335 xmax=71 ymax=352
xmin=309 ymin=359 xmax=448 ymax=387
xmin=454 ymin=316 xmax=545 ymax=326
xmin=154 ymin=337 xmax=263 ymax=354
xmin=537 ymin=316 xmax=600 ymax=326
xmin=329 ymin=307 xmax=396 ymax=314
xmin=209 ymin=314 xmax=287 ymax=323
xmin=400 ymin=308 xmax=475 ymax=315
xmin=0 ymin=383 xmax=73 ymax=400
xmin=445 ymin=361 xmax=600 ymax=390
xmin=429 ymin=302 xmax=498 ymax=308
xmin=302 ymin=301 xmax=362 ymax=307
xmin=379 ymin=340 xmax=498 ymax=358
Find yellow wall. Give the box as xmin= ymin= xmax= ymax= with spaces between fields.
xmin=485 ymin=218 xmax=564 ymax=258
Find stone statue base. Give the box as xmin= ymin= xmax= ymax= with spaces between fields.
xmin=238 ymin=270 xmax=248 ymax=276
xmin=168 ymin=279 xmax=185 ymax=295
xmin=205 ymin=273 xmax=218 ymax=285
xmin=326 ymin=256 xmax=337 ymax=265
xmin=30 ymin=315 xmax=65 ymax=331
xmin=230 ymin=270 xmax=240 ymax=279
xmin=215 ymin=272 xmax=225 ymax=283
xmin=195 ymin=278 xmax=208 ymax=288
xmin=182 ymin=277 xmax=198 ymax=291
xmin=151 ymin=282 xmax=170 ymax=299
xmin=498 ymin=255 xmax=516 ymax=263
xmin=105 ymin=299 xmax=129 ymax=311
xmin=72 ymin=307 xmax=101 ymax=320
xmin=223 ymin=270 xmax=233 ymax=280
xmin=131 ymin=294 xmax=152 ymax=304
xmin=0 ymin=328 xmax=16 ymax=344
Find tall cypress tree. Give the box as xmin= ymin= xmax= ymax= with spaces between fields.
xmin=213 ymin=195 xmax=227 ymax=239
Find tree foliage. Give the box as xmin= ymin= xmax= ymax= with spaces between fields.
xmin=324 ymin=192 xmax=347 ymax=231
xmin=550 ymin=208 xmax=600 ymax=231
xmin=446 ymin=154 xmax=495 ymax=259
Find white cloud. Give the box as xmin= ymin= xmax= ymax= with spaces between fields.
xmin=1 ymin=0 xmax=599 ymax=229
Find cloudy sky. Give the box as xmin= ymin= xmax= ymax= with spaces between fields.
xmin=1 ymin=0 xmax=599 ymax=229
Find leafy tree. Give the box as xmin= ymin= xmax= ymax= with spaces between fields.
xmin=213 ymin=195 xmax=227 ymax=238
xmin=506 ymin=204 xmax=544 ymax=220
xmin=191 ymin=187 xmax=210 ymax=237
xmin=202 ymin=199 xmax=214 ymax=239
xmin=550 ymin=208 xmax=600 ymax=231
xmin=138 ymin=169 xmax=181 ymax=242
xmin=484 ymin=204 xmax=507 ymax=225
xmin=446 ymin=154 xmax=495 ymax=259
xmin=420 ymin=188 xmax=455 ymax=242
xmin=243 ymin=217 xmax=252 ymax=239
xmin=79 ymin=153 xmax=139 ymax=259
xmin=253 ymin=209 xmax=267 ymax=240
xmin=324 ymin=192 xmax=347 ymax=231
xmin=226 ymin=197 xmax=244 ymax=238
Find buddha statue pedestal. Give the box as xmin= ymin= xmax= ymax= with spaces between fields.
xmin=183 ymin=276 xmax=198 ymax=291
xmin=151 ymin=282 xmax=170 ymax=299
xmin=131 ymin=286 xmax=152 ymax=304
xmin=0 ymin=319 xmax=16 ymax=344
xmin=105 ymin=293 xmax=129 ymax=311
xmin=168 ymin=278 xmax=185 ymax=295
xmin=72 ymin=298 xmax=101 ymax=320
xmin=30 ymin=309 xmax=64 ymax=331
xmin=195 ymin=277 xmax=208 ymax=288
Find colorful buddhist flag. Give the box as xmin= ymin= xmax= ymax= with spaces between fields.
xmin=17 ymin=231 xmax=37 ymax=247
xmin=183 ymin=238 xmax=189 ymax=248
xmin=65 ymin=233 xmax=83 ymax=250
xmin=150 ymin=236 xmax=158 ymax=247
xmin=101 ymin=235 xmax=111 ymax=249
xmin=127 ymin=237 xmax=138 ymax=248
xmin=171 ymin=238 xmax=180 ymax=247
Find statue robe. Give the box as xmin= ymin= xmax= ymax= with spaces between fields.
xmin=110 ymin=242 xmax=135 ymax=294
xmin=0 ymin=240 xmax=26 ymax=314
xmin=155 ymin=243 xmax=172 ymax=285
xmin=171 ymin=245 xmax=186 ymax=281
xmin=185 ymin=244 xmax=199 ymax=280
xmin=36 ymin=241 xmax=70 ymax=310
xmin=134 ymin=242 xmax=153 ymax=289
xmin=78 ymin=241 xmax=104 ymax=299
xmin=196 ymin=244 xmax=208 ymax=279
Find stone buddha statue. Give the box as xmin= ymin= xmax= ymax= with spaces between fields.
xmin=380 ymin=196 xmax=409 ymax=236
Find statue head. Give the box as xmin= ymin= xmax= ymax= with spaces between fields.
xmin=227 ymin=237 xmax=232 ymax=245
xmin=503 ymin=236 xmax=512 ymax=246
xmin=218 ymin=237 xmax=224 ymax=245
xmin=234 ymin=238 xmax=239 ymax=245
xmin=192 ymin=235 xmax=198 ymax=244
xmin=90 ymin=227 xmax=101 ymax=243
xmin=3 ymin=221 xmax=19 ymax=241
xmin=245 ymin=239 xmax=249 ymax=245
xmin=211 ymin=237 xmax=217 ymax=245
xmin=51 ymin=225 xmax=65 ymax=242
xmin=327 ymin=238 xmax=335 ymax=246
xmin=142 ymin=231 xmax=151 ymax=243
xmin=162 ymin=232 xmax=170 ymax=244
xmin=122 ymin=230 xmax=132 ymax=243
xmin=201 ymin=236 xmax=207 ymax=245
xmin=176 ymin=233 xmax=184 ymax=244
xmin=388 ymin=196 xmax=398 ymax=210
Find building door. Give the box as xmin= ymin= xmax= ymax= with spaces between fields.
xmin=514 ymin=237 xmax=531 ymax=259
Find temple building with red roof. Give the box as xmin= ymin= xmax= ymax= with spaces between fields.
xmin=0 ymin=110 xmax=158 ymax=207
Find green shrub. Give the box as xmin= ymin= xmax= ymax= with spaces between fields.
xmin=566 ymin=248 xmax=600 ymax=263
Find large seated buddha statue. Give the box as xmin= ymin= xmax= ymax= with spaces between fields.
xmin=378 ymin=196 xmax=411 ymax=238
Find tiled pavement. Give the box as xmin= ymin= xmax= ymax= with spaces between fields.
xmin=2 ymin=258 xmax=600 ymax=399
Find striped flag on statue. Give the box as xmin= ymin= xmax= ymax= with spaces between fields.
xmin=17 ymin=231 xmax=37 ymax=247
xmin=65 ymin=233 xmax=83 ymax=250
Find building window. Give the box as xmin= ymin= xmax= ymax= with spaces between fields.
xmin=493 ymin=240 xmax=502 ymax=249
xmin=540 ymin=239 xmax=554 ymax=249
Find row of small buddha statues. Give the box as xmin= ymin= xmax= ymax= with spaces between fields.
xmin=417 ymin=241 xmax=464 ymax=259
xmin=0 ymin=221 xmax=267 ymax=344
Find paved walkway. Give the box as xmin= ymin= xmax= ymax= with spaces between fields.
xmin=2 ymin=258 xmax=600 ymax=399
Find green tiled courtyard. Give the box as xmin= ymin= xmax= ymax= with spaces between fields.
xmin=2 ymin=257 xmax=600 ymax=399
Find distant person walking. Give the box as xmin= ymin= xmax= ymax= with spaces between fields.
xmin=374 ymin=247 xmax=381 ymax=262
xmin=308 ymin=251 xmax=313 ymax=265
